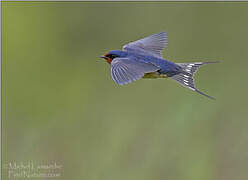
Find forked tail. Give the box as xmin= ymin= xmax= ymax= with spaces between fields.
xmin=171 ymin=61 xmax=219 ymax=100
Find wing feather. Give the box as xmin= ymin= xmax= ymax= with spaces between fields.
xmin=123 ymin=32 xmax=167 ymax=58
xmin=111 ymin=58 xmax=160 ymax=85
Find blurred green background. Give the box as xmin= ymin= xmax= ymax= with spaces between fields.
xmin=2 ymin=2 xmax=248 ymax=180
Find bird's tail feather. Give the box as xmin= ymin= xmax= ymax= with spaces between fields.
xmin=171 ymin=61 xmax=219 ymax=100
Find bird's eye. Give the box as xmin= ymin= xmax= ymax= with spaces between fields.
xmin=109 ymin=54 xmax=117 ymax=59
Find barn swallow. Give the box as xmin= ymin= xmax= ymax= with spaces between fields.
xmin=101 ymin=32 xmax=218 ymax=99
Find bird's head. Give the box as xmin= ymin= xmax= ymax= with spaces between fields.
xmin=100 ymin=50 xmax=126 ymax=64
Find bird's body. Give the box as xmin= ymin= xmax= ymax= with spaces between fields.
xmin=106 ymin=50 xmax=182 ymax=76
xmin=101 ymin=32 xmax=218 ymax=99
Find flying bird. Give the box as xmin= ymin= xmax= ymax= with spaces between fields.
xmin=100 ymin=32 xmax=218 ymax=99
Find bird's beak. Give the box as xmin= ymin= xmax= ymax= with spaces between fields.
xmin=100 ymin=56 xmax=106 ymax=59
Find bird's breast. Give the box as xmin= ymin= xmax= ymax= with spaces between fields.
xmin=143 ymin=72 xmax=168 ymax=79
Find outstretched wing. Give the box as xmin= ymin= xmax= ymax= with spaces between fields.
xmin=111 ymin=58 xmax=160 ymax=85
xmin=123 ymin=32 xmax=168 ymax=58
